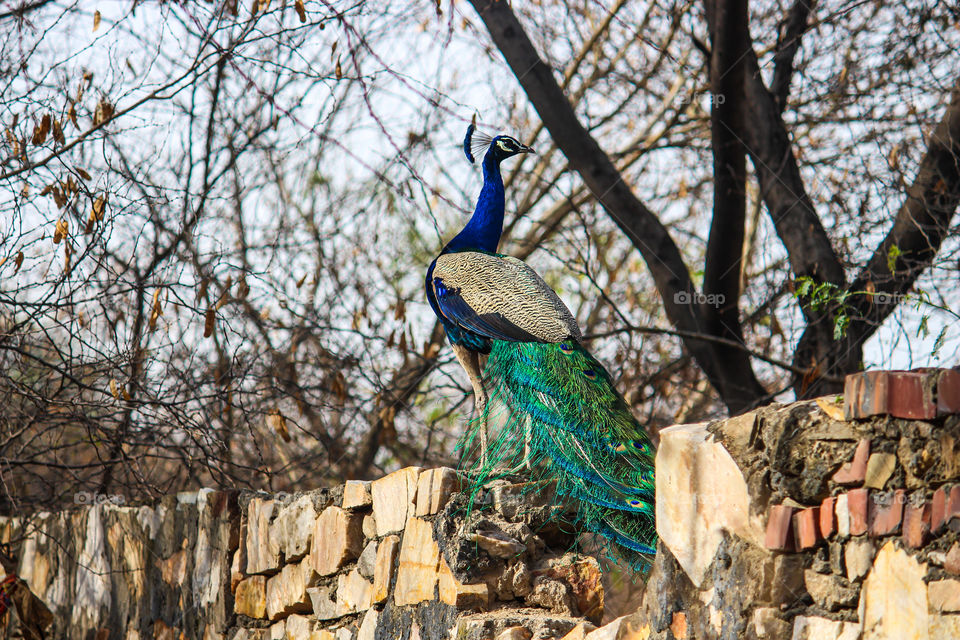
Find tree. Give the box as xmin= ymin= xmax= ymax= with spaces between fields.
xmin=467 ymin=0 xmax=960 ymax=408
xmin=1 ymin=0 xmax=957 ymax=512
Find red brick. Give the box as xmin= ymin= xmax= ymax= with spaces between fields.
xmin=820 ymin=497 xmax=837 ymax=539
xmin=946 ymin=542 xmax=960 ymax=575
xmin=832 ymin=439 xmax=871 ymax=485
xmin=848 ymin=489 xmax=869 ymax=536
xmin=938 ymin=369 xmax=960 ymax=415
xmin=765 ymin=505 xmax=796 ymax=551
xmin=844 ymin=368 xmax=960 ymax=420
xmin=887 ymin=372 xmax=935 ymax=419
xmin=902 ymin=501 xmax=930 ymax=549
xmin=793 ymin=507 xmax=821 ymax=550
xmin=933 ymin=486 xmax=948 ymax=534
xmin=844 ymin=371 xmax=887 ymax=419
xmin=948 ymin=486 xmax=960 ymax=526
xmin=869 ymin=489 xmax=905 ymax=537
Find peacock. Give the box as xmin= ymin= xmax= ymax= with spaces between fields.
xmin=425 ymin=125 xmax=657 ymax=563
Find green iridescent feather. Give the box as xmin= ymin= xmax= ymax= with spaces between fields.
xmin=464 ymin=339 xmax=657 ymax=566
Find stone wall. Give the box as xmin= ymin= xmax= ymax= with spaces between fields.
xmin=1 ymin=467 xmax=612 ymax=640
xmin=3 ymin=369 xmax=960 ymax=640
xmin=644 ymin=385 xmax=960 ymax=640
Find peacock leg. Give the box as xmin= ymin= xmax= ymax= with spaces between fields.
xmin=451 ymin=344 xmax=488 ymax=465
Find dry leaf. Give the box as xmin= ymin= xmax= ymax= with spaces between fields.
xmin=295 ymin=273 xmax=307 ymax=289
xmin=197 ymin=278 xmax=209 ymax=301
xmin=109 ymin=378 xmax=120 ymax=399
xmin=92 ymin=195 xmax=106 ymax=220
xmin=76 ymin=167 xmax=91 ymax=181
xmin=335 ymin=56 xmax=342 ymax=80
xmin=295 ymin=0 xmax=306 ymax=22
xmin=148 ymin=288 xmax=162 ymax=331
xmin=204 ymin=307 xmax=216 ymax=337
xmin=13 ymin=251 xmax=23 ymax=274
xmin=53 ymin=218 xmax=68 ymax=244
xmin=53 ymin=119 xmax=65 ymax=145
xmin=394 ymin=298 xmax=406 ymax=321
xmin=68 ymin=103 xmax=78 ymax=128
xmin=93 ymin=98 xmax=114 ymax=126
xmin=93 ymin=10 xmax=101 ymax=31
xmin=236 ymin=276 xmax=249 ymax=299
xmin=267 ymin=410 xmax=291 ymax=442
xmin=53 ymin=186 xmax=67 ymax=208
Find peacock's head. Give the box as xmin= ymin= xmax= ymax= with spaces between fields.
xmin=463 ymin=124 xmax=534 ymax=164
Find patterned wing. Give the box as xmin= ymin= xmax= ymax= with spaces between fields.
xmin=431 ymin=252 xmax=582 ymax=344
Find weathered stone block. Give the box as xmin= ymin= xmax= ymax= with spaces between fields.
xmin=656 ymin=422 xmax=764 ymax=587
xmin=864 ymin=452 xmax=897 ymax=490
xmin=357 ymin=540 xmax=377 ymax=579
xmin=247 ymin=499 xmax=280 ymax=575
xmin=439 ymin=556 xmax=489 ymax=609
xmin=336 ymin=568 xmax=373 ymax=615
xmin=393 ymin=516 xmax=440 ymax=606
xmin=860 ymin=540 xmax=927 ymax=639
xmin=342 ymin=481 xmax=372 ymax=510
xmin=235 ymin=576 xmax=267 ymax=618
xmin=790 ymin=616 xmax=860 ymax=640
xmin=362 ymin=514 xmax=376 ymax=540
xmin=751 ymin=607 xmax=790 ymax=639
xmin=415 ymin=467 xmax=462 ymax=516
xmin=306 ymin=585 xmax=338 ymax=621
xmin=371 ymin=466 xmax=421 ymax=536
xmin=271 ymin=495 xmax=317 ymax=562
xmin=803 ymin=570 xmax=858 ymax=611
xmin=265 ymin=562 xmax=311 ymax=620
xmin=845 ymin=538 xmax=874 ymax=582
xmin=285 ymin=614 xmax=313 ymax=640
xmin=929 ymin=579 xmax=960 ymax=613
xmin=835 ymin=493 xmax=851 ymax=539
xmin=309 ymin=506 xmax=363 ymax=577
xmin=357 ymin=608 xmax=378 ymax=640
xmin=371 ymin=534 xmax=399 ymax=604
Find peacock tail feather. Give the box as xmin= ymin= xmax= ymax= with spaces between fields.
xmin=464 ymin=339 xmax=657 ymax=566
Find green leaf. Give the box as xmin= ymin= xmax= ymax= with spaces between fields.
xmin=932 ymin=326 xmax=948 ymax=358
xmin=887 ymin=244 xmax=901 ymax=274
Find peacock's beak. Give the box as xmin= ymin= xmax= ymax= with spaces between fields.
xmin=522 ymin=145 xmax=536 ymax=154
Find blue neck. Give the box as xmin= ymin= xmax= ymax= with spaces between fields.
xmin=444 ymin=151 xmax=504 ymax=253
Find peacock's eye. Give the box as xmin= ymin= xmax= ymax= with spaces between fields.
xmin=497 ymin=140 xmax=511 ymax=151
xmin=559 ymin=343 xmax=573 ymax=352
xmin=583 ymin=369 xmax=596 ymax=380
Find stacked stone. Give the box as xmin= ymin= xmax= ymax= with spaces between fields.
xmin=228 ymin=466 xmax=612 ymax=640
xmin=0 ymin=489 xmax=241 ymax=640
xmin=2 ymin=467 xmax=617 ymax=640
xmin=641 ymin=370 xmax=960 ymax=640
